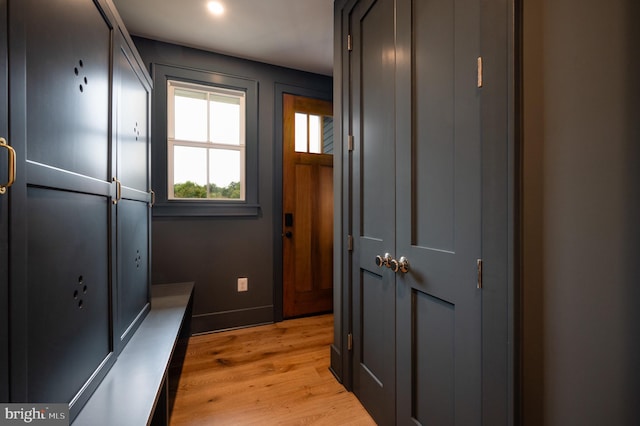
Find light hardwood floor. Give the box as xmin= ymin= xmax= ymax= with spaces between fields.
xmin=169 ymin=314 xmax=376 ymax=425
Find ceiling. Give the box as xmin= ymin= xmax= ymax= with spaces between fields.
xmin=112 ymin=0 xmax=335 ymax=76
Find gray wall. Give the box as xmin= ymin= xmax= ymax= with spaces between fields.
xmin=132 ymin=37 xmax=332 ymax=333
xmin=522 ymin=0 xmax=640 ymax=424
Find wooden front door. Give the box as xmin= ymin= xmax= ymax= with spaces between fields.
xmin=283 ymin=94 xmax=334 ymax=318
xmin=349 ymin=0 xmax=483 ymax=423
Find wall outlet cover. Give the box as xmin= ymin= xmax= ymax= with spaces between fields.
xmin=237 ymin=277 xmax=248 ymax=292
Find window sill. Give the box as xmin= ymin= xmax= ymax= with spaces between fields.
xmin=152 ymin=202 xmax=261 ymax=217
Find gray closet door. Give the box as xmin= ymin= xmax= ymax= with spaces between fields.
xmin=348 ymin=0 xmax=484 ymax=424
xmin=350 ymin=0 xmax=397 ymax=424
xmin=395 ymin=0 xmax=483 ymax=424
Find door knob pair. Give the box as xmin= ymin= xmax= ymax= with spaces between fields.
xmin=375 ymin=253 xmax=409 ymax=273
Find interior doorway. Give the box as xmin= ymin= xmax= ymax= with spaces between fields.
xmin=282 ymin=94 xmax=334 ymax=318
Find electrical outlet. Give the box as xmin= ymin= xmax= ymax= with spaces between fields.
xmin=237 ymin=277 xmax=248 ymax=292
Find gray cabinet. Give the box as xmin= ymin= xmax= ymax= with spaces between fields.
xmin=2 ymin=0 xmax=152 ymax=420
xmin=0 ymin=0 xmax=9 ymax=404
xmin=113 ymin=32 xmax=152 ymax=351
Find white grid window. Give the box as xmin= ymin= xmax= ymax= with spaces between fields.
xmin=167 ymin=80 xmax=246 ymax=200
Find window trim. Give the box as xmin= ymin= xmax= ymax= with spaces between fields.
xmin=151 ymin=63 xmax=259 ymax=217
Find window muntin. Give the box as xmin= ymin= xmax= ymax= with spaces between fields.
xmin=168 ymin=80 xmax=246 ymax=200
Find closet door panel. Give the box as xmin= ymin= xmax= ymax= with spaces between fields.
xmin=413 ymin=0 xmax=456 ymax=252
xmin=350 ymin=0 xmax=396 ymax=424
xmin=413 ymin=291 xmax=455 ymax=425
xmin=116 ymin=44 xmax=149 ymax=193
xmin=396 ymin=0 xmax=482 ymax=423
xmin=26 ymin=187 xmax=110 ymax=403
xmin=24 ymin=0 xmax=111 ymax=181
xmin=116 ymin=199 xmax=149 ymax=343
xmin=114 ymin=36 xmax=151 ymax=348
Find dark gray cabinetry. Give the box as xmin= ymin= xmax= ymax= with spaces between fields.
xmin=2 ymin=0 xmax=151 ymax=420
xmin=113 ymin=33 xmax=152 ymax=351
xmin=0 ymin=0 xmax=9 ymax=405
xmin=25 ymin=189 xmax=111 ymax=405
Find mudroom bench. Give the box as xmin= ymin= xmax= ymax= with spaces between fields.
xmin=73 ymin=282 xmax=194 ymax=426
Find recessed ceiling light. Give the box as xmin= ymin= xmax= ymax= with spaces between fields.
xmin=207 ymin=1 xmax=224 ymax=16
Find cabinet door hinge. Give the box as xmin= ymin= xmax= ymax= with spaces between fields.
xmin=347 ymin=34 xmax=353 ymax=51
xmin=347 ymin=333 xmax=353 ymax=351
xmin=477 ymin=56 xmax=483 ymax=88
xmin=477 ymin=259 xmax=483 ymax=289
xmin=347 ymin=235 xmax=353 ymax=251
xmin=347 ymin=135 xmax=354 ymax=151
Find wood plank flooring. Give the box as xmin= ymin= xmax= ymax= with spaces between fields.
xmin=169 ymin=314 xmax=376 ymax=425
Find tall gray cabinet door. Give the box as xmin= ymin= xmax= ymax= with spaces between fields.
xmin=0 ymin=0 xmax=9 ymax=403
xmin=116 ymin=199 xmax=150 ymax=348
xmin=395 ymin=0 xmax=482 ymax=424
xmin=114 ymin=37 xmax=151 ymax=351
xmin=350 ymin=0 xmax=396 ymax=424
xmin=115 ymin=39 xmax=150 ymax=195
xmin=8 ymin=0 xmax=115 ymax=419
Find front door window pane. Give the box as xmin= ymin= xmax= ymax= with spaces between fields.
xmin=309 ymin=114 xmax=322 ymax=154
xmin=323 ymin=116 xmax=334 ymax=154
xmin=295 ymin=112 xmax=308 ymax=152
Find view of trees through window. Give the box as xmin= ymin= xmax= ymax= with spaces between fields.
xmin=173 ymin=181 xmax=241 ymax=199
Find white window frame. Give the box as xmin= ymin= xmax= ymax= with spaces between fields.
xmin=167 ymin=79 xmax=246 ymax=201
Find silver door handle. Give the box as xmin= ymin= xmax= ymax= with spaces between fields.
xmin=389 ymin=258 xmax=399 ymax=272
xmin=375 ymin=253 xmax=392 ymax=268
xmin=397 ymin=256 xmax=409 ymax=273
xmin=374 ymin=254 xmax=408 ymax=273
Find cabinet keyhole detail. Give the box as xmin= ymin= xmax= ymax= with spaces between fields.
xmin=73 ymin=275 xmax=87 ymax=309
xmin=74 ymin=59 xmax=88 ymax=93
xmin=134 ymin=122 xmax=141 ymax=141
